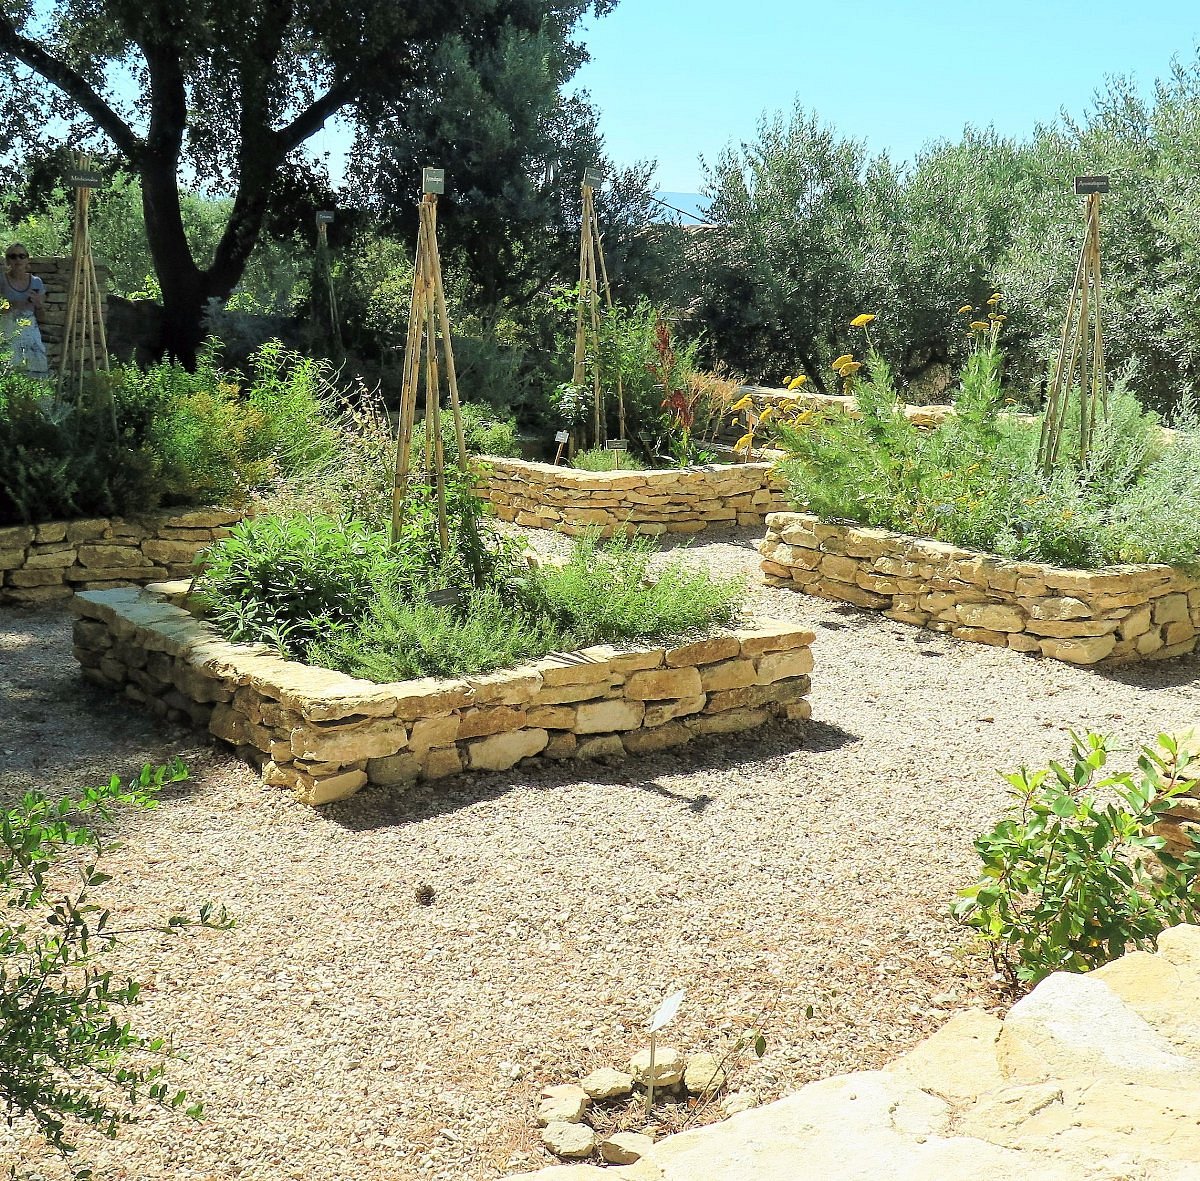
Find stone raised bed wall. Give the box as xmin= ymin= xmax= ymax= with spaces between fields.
xmin=479 ymin=458 xmax=790 ymax=536
xmin=759 ymin=511 xmax=1200 ymax=666
xmin=0 ymin=507 xmax=244 ymax=606
xmin=70 ymin=583 xmax=815 ymax=806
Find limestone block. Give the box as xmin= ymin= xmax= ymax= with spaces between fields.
xmin=666 ymin=636 xmax=741 ymax=667
xmin=643 ymin=696 xmax=706 ymax=727
xmin=625 ymin=666 xmax=703 ymax=701
xmin=1021 ymin=595 xmax=1091 ymax=620
xmin=0 ymin=524 xmax=35 ymax=548
xmin=289 ymin=719 xmax=409 ymax=763
xmin=77 ymin=544 xmax=151 ymax=568
xmin=998 ymin=971 xmax=1200 ymax=1088
xmin=1023 ymin=618 xmax=1117 ymax=638
xmin=1038 ymin=634 xmax=1116 ymax=664
xmin=8 ymin=567 xmax=66 ymax=586
xmin=456 ymin=705 xmax=527 ymax=740
xmin=65 ymin=519 xmax=108 ymax=542
xmin=1118 ymin=605 xmax=1153 ymax=640
xmin=538 ymin=655 xmax=615 ymax=687
xmin=541 ymin=1121 xmax=595 ymax=1159
xmin=1165 ymin=619 xmax=1197 ymax=647
xmin=952 ymin=626 xmax=1009 ymax=647
xmin=812 ymin=578 xmax=889 ymax=609
xmin=388 ymin=679 xmax=474 ymax=720
xmin=575 ymin=699 xmax=645 ymax=734
xmin=537 ymin=1083 xmax=590 ymax=1126
xmin=295 ymin=768 xmax=368 ymax=806
xmin=623 ymin=723 xmax=692 ymax=753
xmin=756 ymin=648 xmax=814 ymax=684
xmin=533 ymin=679 xmax=619 ymax=706
xmin=1136 ymin=627 xmax=1165 ymax=655
xmin=141 ymin=538 xmax=209 ymax=566
xmin=688 ymin=708 xmax=769 ymax=735
xmin=820 ymin=553 xmax=861 ymax=583
xmin=610 ymin=649 xmax=666 ymax=673
xmin=887 ymin=1010 xmax=1004 ymax=1102
xmin=419 ymin=745 xmax=462 ymax=780
xmin=464 ymin=667 xmax=543 ymax=705
xmin=736 ymin=623 xmax=817 ymax=657
xmin=630 ymin=1046 xmax=684 ymax=1086
xmin=599 ymin=1133 xmax=653 ymax=1164
xmin=700 ymin=658 xmax=759 ymax=692
xmin=527 ymin=704 xmax=577 ymax=730
xmin=466 ymin=727 xmax=548 ymax=770
xmin=684 ymin=1052 xmax=728 ymax=1094
xmin=0 ymin=547 xmax=28 ymax=570
xmin=162 ymin=508 xmax=245 ymax=529
xmin=581 ymin=1067 xmax=634 ymax=1100
xmin=408 ymin=714 xmax=460 ymax=751
xmin=956 ymin=603 xmax=1026 ymax=632
xmin=544 ymin=732 xmax=578 ymax=759
xmin=366 ymin=752 xmax=422 ymax=787
xmin=23 ymin=547 xmax=76 ymax=568
xmin=575 ymin=733 xmax=625 ymax=759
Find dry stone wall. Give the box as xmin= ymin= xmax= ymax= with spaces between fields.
xmin=759 ymin=511 xmax=1200 ymax=666
xmin=478 ymin=458 xmax=790 ymax=536
xmin=71 ymin=582 xmax=815 ymax=806
xmin=0 ymin=508 xmax=243 ymax=606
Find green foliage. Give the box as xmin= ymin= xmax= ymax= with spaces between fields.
xmin=194 ymin=516 xmax=404 ymax=655
xmin=953 ymin=733 xmax=1200 ymax=986
xmin=571 ymin=447 xmax=647 ymax=471
xmin=527 ymin=531 xmax=743 ymax=646
xmin=1 ymin=762 xmax=231 ymax=1177
xmin=775 ymin=341 xmax=1200 ymax=568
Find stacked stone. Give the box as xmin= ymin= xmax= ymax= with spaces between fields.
xmin=27 ymin=257 xmax=112 ymax=371
xmin=726 ymin=385 xmax=964 ymax=434
xmin=0 ymin=508 xmax=242 ymax=606
xmin=479 ymin=458 xmax=790 ymax=536
xmin=71 ymin=583 xmax=815 ymax=807
xmin=759 ymin=511 xmax=1200 ymax=666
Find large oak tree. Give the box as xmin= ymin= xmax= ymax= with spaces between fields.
xmin=0 ymin=0 xmax=612 ymax=363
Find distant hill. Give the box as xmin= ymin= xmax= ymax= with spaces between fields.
xmin=651 ymin=191 xmax=712 ymax=224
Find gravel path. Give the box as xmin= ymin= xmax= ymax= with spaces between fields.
xmin=4 ymin=524 xmax=1200 ymax=1180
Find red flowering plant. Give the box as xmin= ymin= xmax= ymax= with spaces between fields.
xmin=651 ymin=316 xmax=713 ymax=467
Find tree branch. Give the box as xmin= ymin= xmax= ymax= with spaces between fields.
xmin=0 ymin=19 xmax=141 ymax=160
xmin=275 ymin=77 xmax=357 ymax=155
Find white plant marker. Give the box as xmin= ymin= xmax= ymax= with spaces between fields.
xmin=645 ymin=989 xmax=685 ymax=1114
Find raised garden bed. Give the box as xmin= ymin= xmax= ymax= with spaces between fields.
xmin=478 ymin=457 xmax=790 ymax=537
xmin=0 ymin=508 xmax=244 ymax=606
xmin=759 ymin=511 xmax=1200 ymax=666
xmin=71 ymin=582 xmax=815 ymax=806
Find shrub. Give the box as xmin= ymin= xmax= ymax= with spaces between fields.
xmin=952 ymin=732 xmax=1200 ymax=986
xmin=571 ymin=447 xmax=648 ymax=472
xmin=1 ymin=762 xmax=231 ymax=1176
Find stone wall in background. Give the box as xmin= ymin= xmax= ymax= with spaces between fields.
xmin=70 ymin=582 xmax=816 ymax=807
xmin=759 ymin=511 xmax=1200 ymax=666
xmin=478 ymin=458 xmax=791 ymax=537
xmin=0 ymin=508 xmax=242 ymax=606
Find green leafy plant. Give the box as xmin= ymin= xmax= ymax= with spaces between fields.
xmin=1 ymin=762 xmax=232 ymax=1178
xmin=571 ymin=447 xmax=648 ymax=472
xmin=953 ymin=732 xmax=1200 ymax=986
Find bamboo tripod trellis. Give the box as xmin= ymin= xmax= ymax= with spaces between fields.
xmin=315 ymin=215 xmax=344 ymax=362
xmin=1038 ymin=189 xmax=1107 ymax=474
xmin=571 ymin=173 xmax=624 ymax=448
xmin=389 ymin=183 xmax=467 ymax=552
xmin=56 ymin=156 xmax=111 ymax=417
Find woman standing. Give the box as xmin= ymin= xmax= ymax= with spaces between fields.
xmin=1 ymin=243 xmax=49 ymax=378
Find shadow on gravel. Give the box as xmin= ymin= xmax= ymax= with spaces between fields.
xmin=1093 ymin=651 xmax=1200 ymax=690
xmin=329 ymin=717 xmax=860 ymax=833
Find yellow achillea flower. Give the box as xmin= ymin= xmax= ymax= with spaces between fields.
xmin=969 ymin=321 xmax=990 ymax=332
xmin=837 ymin=361 xmax=862 ymax=376
xmin=990 ymin=314 xmax=1007 ymax=322
xmin=730 ymin=394 xmax=753 ymax=412
xmin=831 ymin=354 xmax=854 ymax=370
xmin=957 ymin=304 xmax=973 ymax=315
xmin=788 ymin=375 xmax=808 ymax=389
xmin=733 ymin=433 xmax=755 ymax=453
xmin=987 ymin=293 xmax=1002 ymax=305
xmin=850 ymin=313 xmax=876 ymax=328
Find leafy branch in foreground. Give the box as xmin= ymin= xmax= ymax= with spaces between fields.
xmin=1 ymin=761 xmax=233 ymax=1179
xmin=953 ymin=732 xmax=1200 ymax=987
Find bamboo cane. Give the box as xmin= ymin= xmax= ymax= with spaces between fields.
xmin=391 ymin=209 xmax=430 ymax=543
xmin=1039 ymin=231 xmax=1090 ymax=473
xmin=424 ymin=199 xmax=468 ymax=471
xmin=590 ymin=195 xmax=625 ymax=440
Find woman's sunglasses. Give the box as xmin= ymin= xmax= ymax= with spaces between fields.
xmin=6 ymin=252 xmax=28 ymax=260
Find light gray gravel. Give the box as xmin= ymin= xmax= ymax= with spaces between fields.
xmin=3 ymin=523 xmax=1199 ymax=1180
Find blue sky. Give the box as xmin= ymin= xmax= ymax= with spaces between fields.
xmin=570 ymin=0 xmax=1200 ymax=194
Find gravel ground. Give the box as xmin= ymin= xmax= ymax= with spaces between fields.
xmin=4 ymin=524 xmax=1200 ymax=1180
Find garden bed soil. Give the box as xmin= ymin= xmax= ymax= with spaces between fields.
xmin=477 ymin=456 xmax=789 ymax=537
xmin=70 ymin=581 xmax=815 ymax=805
xmin=760 ymin=511 xmax=1200 ymax=666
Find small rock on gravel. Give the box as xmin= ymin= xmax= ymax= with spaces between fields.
xmin=537 ymin=1083 xmax=590 ymax=1125
xmin=582 ymin=1067 xmax=634 ymax=1100
xmin=720 ymin=1090 xmax=758 ymax=1117
xmin=684 ymin=1051 xmax=728 ymax=1094
xmin=599 ymin=1132 xmax=654 ymax=1164
xmin=542 ymin=1120 xmax=596 ymax=1158
xmin=629 ymin=1046 xmax=684 ymax=1086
